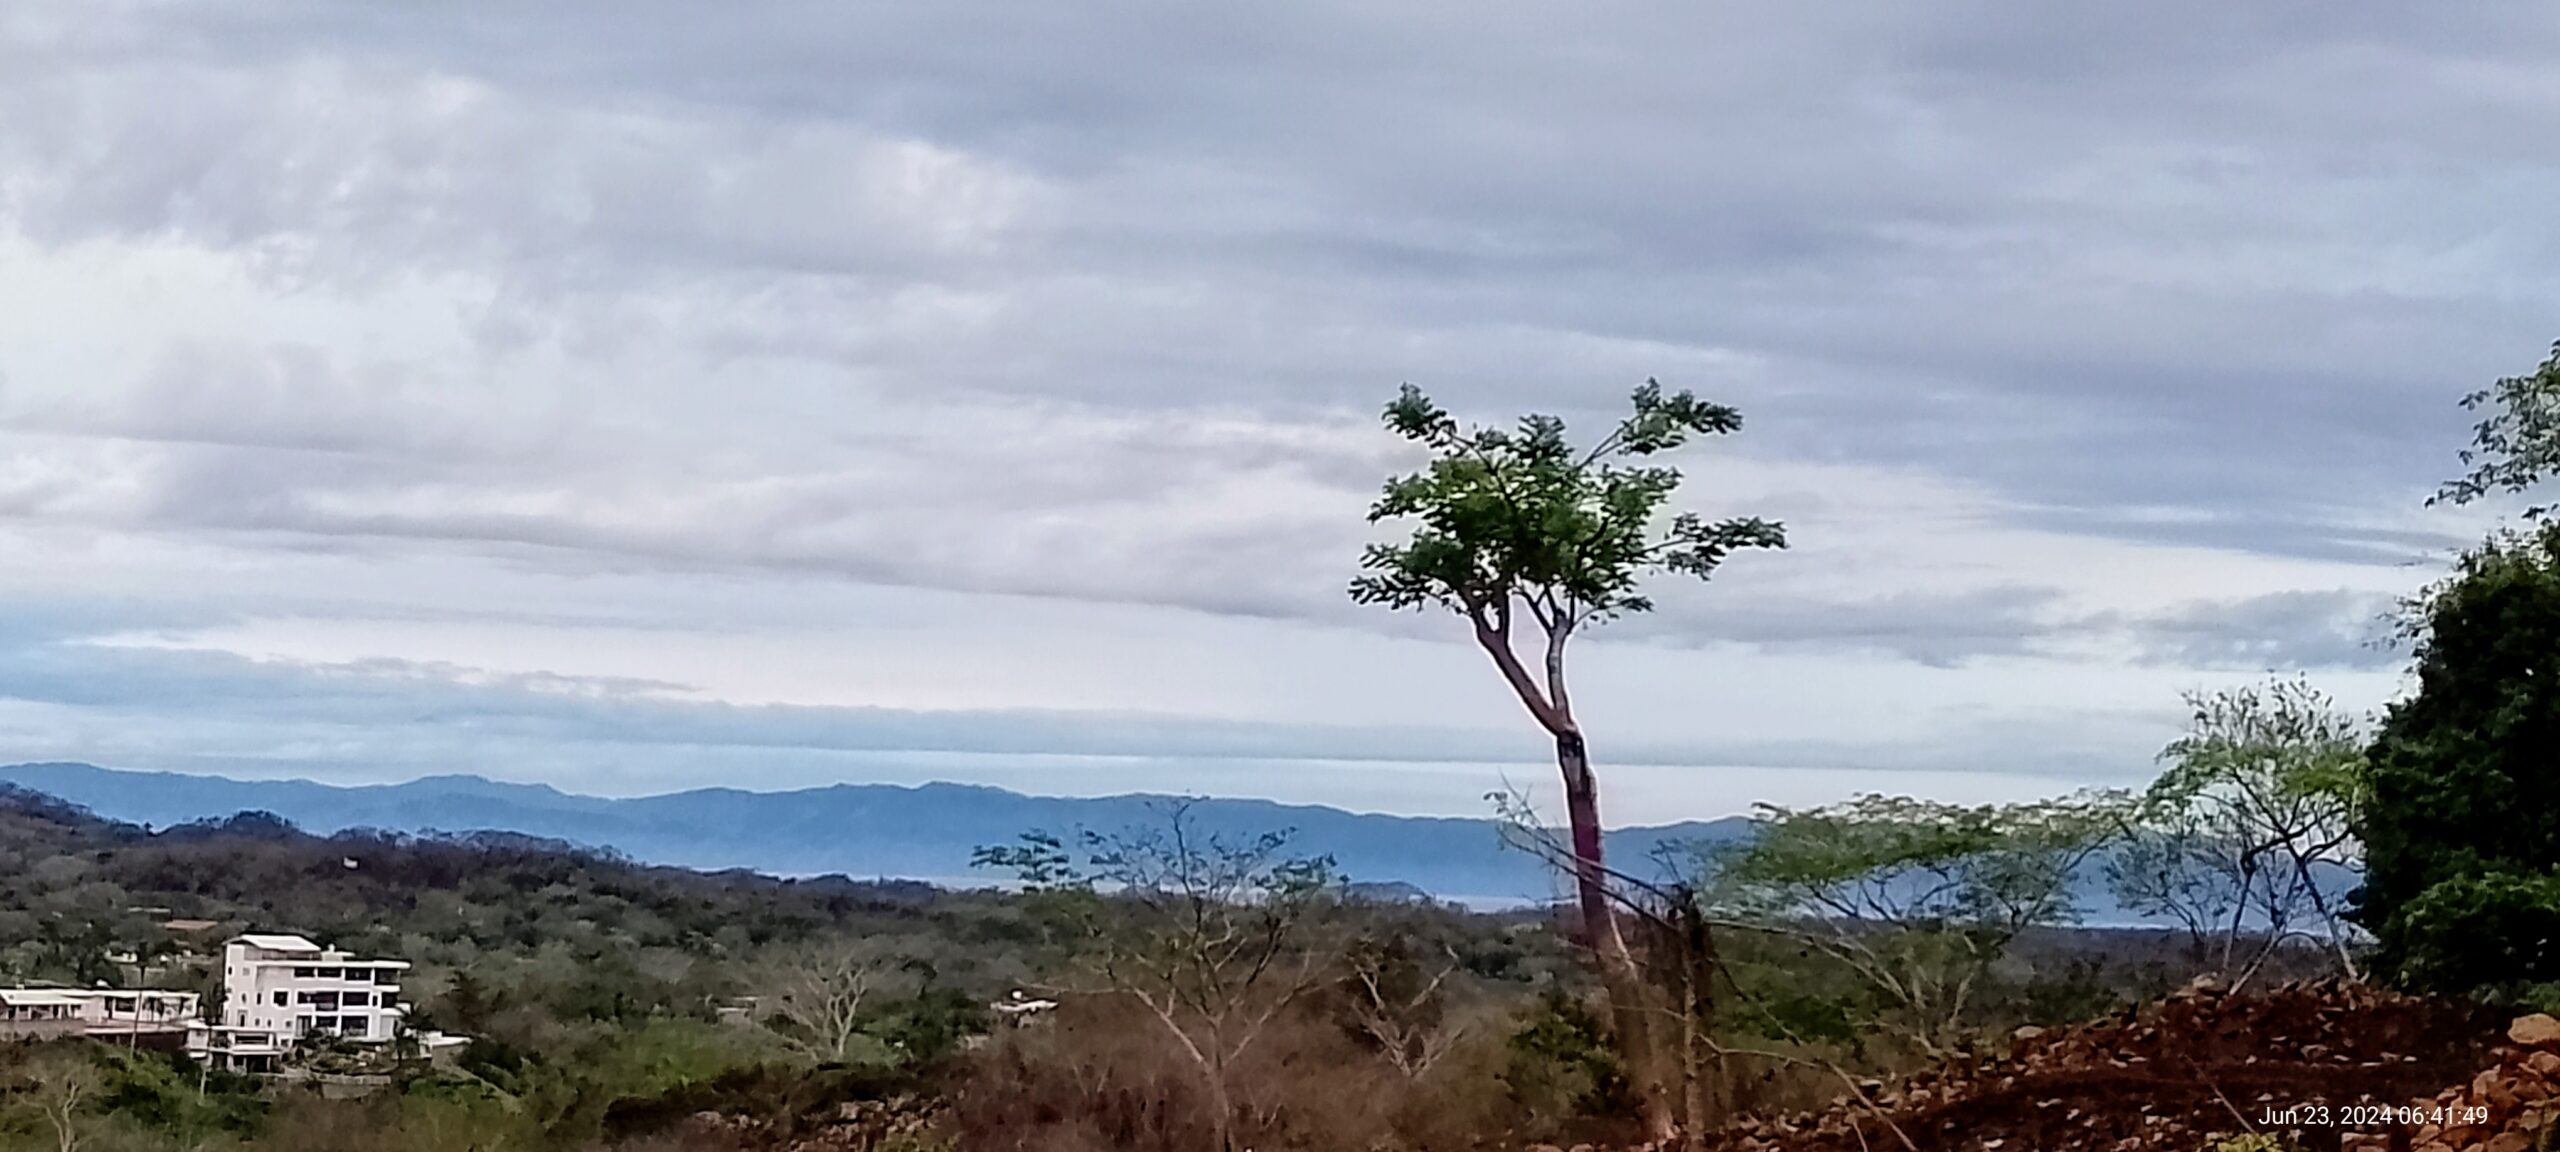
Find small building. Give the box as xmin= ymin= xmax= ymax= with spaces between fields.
xmin=990 ymin=990 xmax=1058 ymax=1026
xmin=0 ymin=989 xmax=93 ymax=1041
xmin=0 ymin=987 xmax=201 ymax=1046
xmin=714 ymin=995 xmax=761 ymax=1026
xmin=190 ymin=934 xmax=414 ymax=1073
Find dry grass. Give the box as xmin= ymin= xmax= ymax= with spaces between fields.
xmin=942 ymin=995 xmax=1563 ymax=1152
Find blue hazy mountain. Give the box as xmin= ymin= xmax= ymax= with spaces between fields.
xmin=0 ymin=762 xmax=2356 ymax=924
xmin=0 ymin=761 xmax=1750 ymax=906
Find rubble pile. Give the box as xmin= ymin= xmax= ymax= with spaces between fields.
xmin=2401 ymin=1013 xmax=2560 ymax=1152
xmin=1710 ymin=979 xmax=2505 ymax=1152
xmin=675 ymin=1096 xmax=944 ymax=1152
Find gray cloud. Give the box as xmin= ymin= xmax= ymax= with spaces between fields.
xmin=0 ymin=1 xmax=2526 ymax=812
xmin=13 ymin=2 xmax=2551 ymax=482
xmin=10 ymin=7 xmax=2535 ymax=575
xmin=2112 ymin=589 xmax=2405 ymax=671
xmin=1610 ymin=584 xmax=2414 ymax=673
xmin=1618 ymin=585 xmax=2068 ymax=668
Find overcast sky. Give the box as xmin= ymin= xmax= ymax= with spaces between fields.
xmin=0 ymin=2 xmax=2543 ymax=822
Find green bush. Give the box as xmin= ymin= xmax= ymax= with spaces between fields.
xmin=1500 ymin=990 xmax=1632 ymax=1126
xmin=2390 ymin=871 xmax=2560 ymax=995
xmin=2357 ymin=527 xmax=2560 ymax=992
xmin=1731 ymin=989 xmax=1859 ymax=1045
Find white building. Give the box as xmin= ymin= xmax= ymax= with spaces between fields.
xmin=990 ymin=989 xmax=1058 ymax=1026
xmin=191 ymin=934 xmax=412 ymax=1072
xmin=0 ymin=987 xmax=199 ymax=1043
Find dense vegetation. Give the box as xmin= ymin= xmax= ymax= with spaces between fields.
xmin=0 ymin=780 xmax=2256 ymax=1152
xmin=2358 ymin=525 xmax=2560 ymax=996
xmin=0 ymin=786 xmax=1020 ymax=1149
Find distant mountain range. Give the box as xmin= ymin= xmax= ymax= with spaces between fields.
xmin=0 ymin=762 xmax=2358 ymax=925
xmin=0 ymin=761 xmax=1750 ymax=907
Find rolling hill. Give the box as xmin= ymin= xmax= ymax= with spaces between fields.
xmin=0 ymin=761 xmax=1752 ymax=906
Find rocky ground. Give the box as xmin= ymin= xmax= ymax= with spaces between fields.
xmin=1700 ymin=979 xmax=2529 ymax=1152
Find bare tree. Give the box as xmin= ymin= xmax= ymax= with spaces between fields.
xmin=762 ymin=937 xmax=918 ymax=1063
xmin=976 ymin=800 xmax=1345 ymax=1152
xmin=17 ymin=1050 xmax=93 ymax=1152
xmin=1339 ymin=934 xmax=1468 ymax=1079
xmin=1494 ymin=791 xmax=1734 ymax=1146
xmin=1495 ymin=789 xmax=1952 ymax=1151
xmin=2106 ymin=804 xmax=2243 ymax=969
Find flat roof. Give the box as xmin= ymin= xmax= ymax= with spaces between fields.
xmin=262 ymin=957 xmax=409 ymax=968
xmin=0 ymin=989 xmax=94 ymax=1007
xmin=229 ymin=934 xmax=412 ymax=968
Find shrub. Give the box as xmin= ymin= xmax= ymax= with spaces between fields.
xmin=1501 ymin=990 xmax=1633 ymax=1131
xmin=2359 ymin=526 xmax=2560 ymax=992
xmin=2390 ymin=871 xmax=2560 ymax=995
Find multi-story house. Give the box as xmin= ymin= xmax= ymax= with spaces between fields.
xmin=191 ymin=933 xmax=413 ymax=1072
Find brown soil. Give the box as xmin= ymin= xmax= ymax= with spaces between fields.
xmin=1708 ymin=979 xmax=2509 ymax=1152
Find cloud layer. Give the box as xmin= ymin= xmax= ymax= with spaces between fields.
xmin=0 ymin=1 xmax=2535 ymax=817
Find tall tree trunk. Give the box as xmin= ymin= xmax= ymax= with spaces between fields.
xmin=1559 ymin=730 xmax=1679 ymax=1145
xmin=1207 ymin=1054 xmax=1235 ymax=1152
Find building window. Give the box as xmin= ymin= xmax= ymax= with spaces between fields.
xmin=273 ymin=992 xmax=288 ymax=1007
xmin=342 ymin=992 xmax=369 ymax=1007
xmin=293 ymin=967 xmax=314 ymax=978
xmin=342 ymin=1017 xmax=367 ymax=1037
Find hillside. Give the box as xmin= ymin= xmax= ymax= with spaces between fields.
xmin=0 ymin=761 xmax=1754 ymax=904
xmin=0 ymin=776 xmax=2428 ymax=1152
xmin=0 ymin=782 xmax=984 ymax=975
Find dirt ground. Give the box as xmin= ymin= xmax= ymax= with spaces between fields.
xmin=1706 ymin=979 xmax=2514 ymax=1152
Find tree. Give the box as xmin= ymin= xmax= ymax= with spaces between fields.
xmin=1704 ymin=792 xmax=2129 ymax=1057
xmin=2357 ymin=525 xmax=2560 ymax=994
xmin=2435 ymin=340 xmax=2560 ymax=518
xmin=2105 ymin=802 xmax=2241 ymax=970
xmin=439 ymin=970 xmax=498 ymax=1036
xmin=6 ymin=1049 xmax=95 ymax=1152
xmin=1350 ymin=380 xmax=1783 ymax=1141
xmin=1337 ymin=931 xmax=1468 ymax=1080
xmin=760 ymin=936 xmax=922 ymax=1064
xmin=1490 ymin=791 xmax=1743 ymax=1144
xmin=2115 ymin=679 xmax=2365 ymax=986
xmin=974 ymin=802 xmax=1344 ymax=1152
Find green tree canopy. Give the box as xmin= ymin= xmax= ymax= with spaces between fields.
xmin=1702 ymin=791 xmax=2129 ymax=1054
xmin=1351 ymin=381 xmax=1784 ymax=634
xmin=2357 ymin=524 xmax=2560 ymax=994
xmin=2437 ymin=341 xmax=2560 ymax=518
